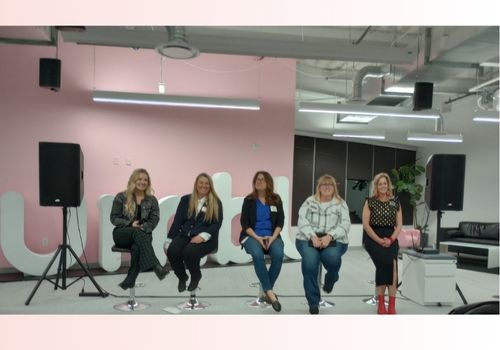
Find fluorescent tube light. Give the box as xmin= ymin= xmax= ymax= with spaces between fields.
xmin=407 ymin=132 xmax=463 ymax=143
xmin=384 ymin=86 xmax=415 ymax=94
xmin=480 ymin=62 xmax=499 ymax=68
xmin=333 ymin=131 xmax=385 ymax=140
xmin=299 ymin=102 xmax=439 ymax=119
xmin=473 ymin=117 xmax=500 ymax=123
xmin=92 ymin=90 xmax=260 ymax=110
xmin=468 ymin=77 xmax=500 ymax=93
xmin=338 ymin=115 xmax=377 ymax=123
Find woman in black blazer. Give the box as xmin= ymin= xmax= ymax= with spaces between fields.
xmin=167 ymin=173 xmax=223 ymax=292
xmin=240 ymin=171 xmax=285 ymax=312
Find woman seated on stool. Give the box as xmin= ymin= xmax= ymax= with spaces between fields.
xmin=362 ymin=172 xmax=402 ymax=314
xmin=167 ymin=173 xmax=223 ymax=292
xmin=110 ymin=168 xmax=169 ymax=290
xmin=240 ymin=171 xmax=285 ymax=312
xmin=296 ymin=174 xmax=350 ymax=314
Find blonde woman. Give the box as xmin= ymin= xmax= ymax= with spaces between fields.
xmin=362 ymin=172 xmax=402 ymax=314
xmin=110 ymin=168 xmax=169 ymax=290
xmin=167 ymin=173 xmax=223 ymax=292
xmin=296 ymin=174 xmax=350 ymax=314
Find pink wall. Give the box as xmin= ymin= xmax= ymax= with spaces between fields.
xmin=0 ymin=41 xmax=295 ymax=269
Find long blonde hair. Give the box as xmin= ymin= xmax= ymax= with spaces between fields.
xmin=314 ymin=174 xmax=343 ymax=202
xmin=371 ymin=172 xmax=395 ymax=199
xmin=124 ymin=168 xmax=153 ymax=218
xmin=187 ymin=173 xmax=221 ymax=222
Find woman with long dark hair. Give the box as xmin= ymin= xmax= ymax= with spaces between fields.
xmin=240 ymin=171 xmax=285 ymax=312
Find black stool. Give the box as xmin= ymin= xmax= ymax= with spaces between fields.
xmin=111 ymin=245 xmax=150 ymax=312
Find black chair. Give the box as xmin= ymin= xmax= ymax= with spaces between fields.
xmin=111 ymin=245 xmax=150 ymax=311
xmin=449 ymin=301 xmax=499 ymax=314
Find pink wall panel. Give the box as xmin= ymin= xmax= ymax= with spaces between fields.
xmin=0 ymin=41 xmax=295 ymax=269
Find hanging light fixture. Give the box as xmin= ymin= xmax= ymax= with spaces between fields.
xmin=407 ymin=115 xmax=463 ymax=143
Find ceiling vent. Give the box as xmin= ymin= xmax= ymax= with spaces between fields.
xmin=156 ymin=26 xmax=199 ymax=59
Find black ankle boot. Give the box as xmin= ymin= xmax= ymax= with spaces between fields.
xmin=178 ymin=277 xmax=188 ymax=292
xmin=187 ymin=278 xmax=200 ymax=292
xmin=118 ymin=280 xmax=135 ymax=290
xmin=154 ymin=264 xmax=168 ymax=280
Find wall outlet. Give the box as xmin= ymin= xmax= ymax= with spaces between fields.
xmin=113 ymin=157 xmax=119 ymax=165
xmin=42 ymin=238 xmax=48 ymax=247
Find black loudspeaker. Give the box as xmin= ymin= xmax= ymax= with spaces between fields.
xmin=39 ymin=142 xmax=84 ymax=207
xmin=425 ymin=154 xmax=465 ymax=211
xmin=413 ymin=82 xmax=433 ymax=110
xmin=39 ymin=58 xmax=61 ymax=91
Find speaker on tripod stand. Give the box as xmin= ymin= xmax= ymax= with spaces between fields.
xmin=25 ymin=142 xmax=108 ymax=305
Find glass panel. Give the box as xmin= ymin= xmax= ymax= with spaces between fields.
xmin=345 ymin=179 xmax=370 ymax=224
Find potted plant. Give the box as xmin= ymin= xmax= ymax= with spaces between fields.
xmin=390 ymin=163 xmax=430 ymax=243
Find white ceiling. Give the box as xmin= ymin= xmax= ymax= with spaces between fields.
xmin=1 ymin=25 xmax=498 ymax=146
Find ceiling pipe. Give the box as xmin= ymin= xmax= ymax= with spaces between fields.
xmin=352 ymin=65 xmax=383 ymax=101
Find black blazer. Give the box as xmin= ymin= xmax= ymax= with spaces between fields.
xmin=168 ymin=194 xmax=223 ymax=242
xmin=239 ymin=196 xmax=285 ymax=243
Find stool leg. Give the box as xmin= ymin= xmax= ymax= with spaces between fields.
xmin=114 ymin=285 xmax=150 ymax=312
xmin=318 ymin=265 xmax=334 ymax=308
xmin=246 ymin=282 xmax=271 ymax=308
xmin=177 ymin=291 xmax=210 ymax=310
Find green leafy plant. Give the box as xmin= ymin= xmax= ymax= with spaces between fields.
xmin=390 ymin=162 xmax=429 ymax=232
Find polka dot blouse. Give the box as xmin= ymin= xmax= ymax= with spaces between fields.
xmin=367 ymin=197 xmax=400 ymax=227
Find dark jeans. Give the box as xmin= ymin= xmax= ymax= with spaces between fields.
xmin=166 ymin=235 xmax=217 ymax=283
xmin=113 ymin=227 xmax=160 ymax=284
xmin=242 ymin=236 xmax=284 ymax=292
xmin=295 ymin=239 xmax=348 ymax=307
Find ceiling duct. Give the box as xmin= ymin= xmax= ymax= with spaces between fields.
xmin=156 ymin=26 xmax=199 ymax=59
xmin=351 ymin=65 xmax=383 ymax=101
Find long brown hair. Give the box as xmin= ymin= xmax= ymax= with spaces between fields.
xmin=187 ymin=173 xmax=221 ymax=222
xmin=371 ymin=172 xmax=395 ymax=199
xmin=124 ymin=168 xmax=153 ymax=218
xmin=248 ymin=171 xmax=281 ymax=206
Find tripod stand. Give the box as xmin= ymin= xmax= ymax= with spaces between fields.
xmin=25 ymin=207 xmax=108 ymax=305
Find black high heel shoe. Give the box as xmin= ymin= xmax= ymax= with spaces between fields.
xmin=266 ymin=292 xmax=282 ymax=312
xmin=187 ymin=278 xmax=200 ymax=292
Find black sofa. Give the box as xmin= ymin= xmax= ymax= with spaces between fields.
xmin=440 ymin=222 xmax=499 ymax=246
xmin=439 ymin=222 xmax=499 ymax=266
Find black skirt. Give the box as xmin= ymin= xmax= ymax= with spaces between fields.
xmin=363 ymin=226 xmax=398 ymax=286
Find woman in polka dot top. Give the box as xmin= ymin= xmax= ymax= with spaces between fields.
xmin=362 ymin=172 xmax=402 ymax=314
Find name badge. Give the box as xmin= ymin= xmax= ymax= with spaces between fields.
xmin=201 ymin=207 xmax=207 ymax=213
xmin=270 ymin=206 xmax=277 ymax=212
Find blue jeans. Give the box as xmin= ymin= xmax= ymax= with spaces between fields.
xmin=295 ymin=239 xmax=348 ymax=307
xmin=243 ymin=236 xmax=284 ymax=292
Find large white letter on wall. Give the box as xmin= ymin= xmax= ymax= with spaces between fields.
xmin=211 ymin=172 xmax=250 ymax=264
xmin=0 ymin=191 xmax=87 ymax=276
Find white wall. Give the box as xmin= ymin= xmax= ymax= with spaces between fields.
xmin=416 ymin=95 xmax=499 ymax=246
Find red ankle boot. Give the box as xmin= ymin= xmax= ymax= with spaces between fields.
xmin=388 ymin=296 xmax=397 ymax=314
xmin=377 ymin=295 xmax=387 ymax=314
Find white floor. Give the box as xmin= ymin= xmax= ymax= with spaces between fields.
xmin=0 ymin=248 xmax=498 ymax=315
